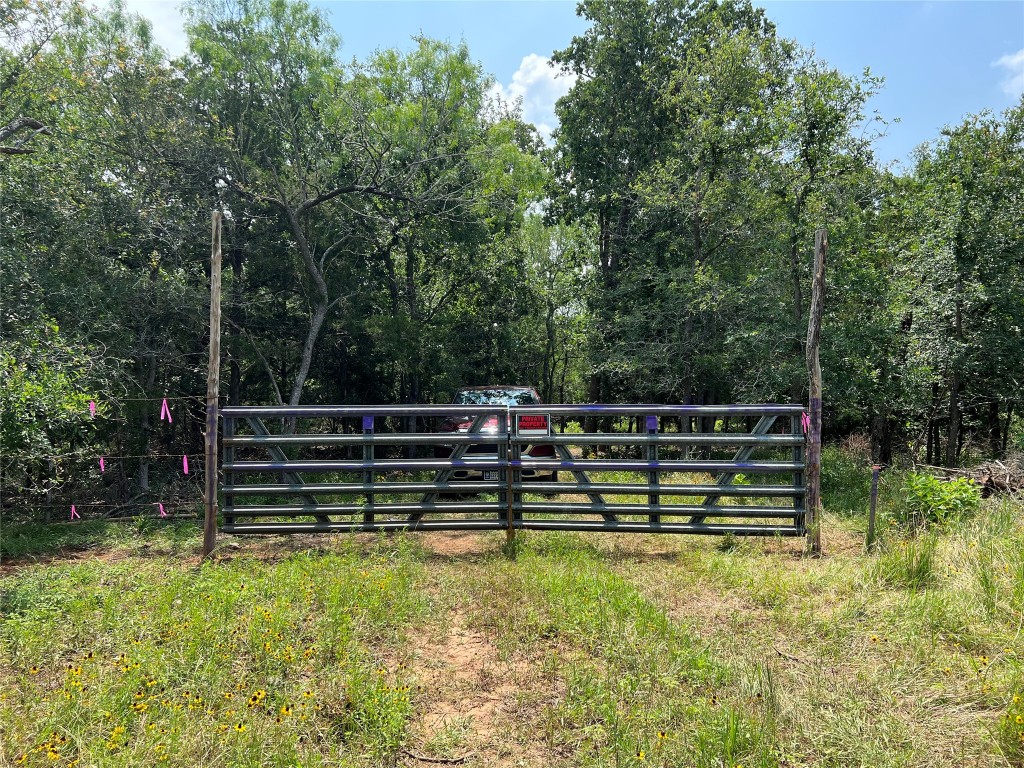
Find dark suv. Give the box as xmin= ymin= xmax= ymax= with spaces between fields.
xmin=437 ymin=385 xmax=557 ymax=482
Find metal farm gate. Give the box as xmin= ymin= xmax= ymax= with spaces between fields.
xmin=218 ymin=404 xmax=806 ymax=538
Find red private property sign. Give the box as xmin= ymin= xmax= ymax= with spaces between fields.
xmin=516 ymin=412 xmax=550 ymax=437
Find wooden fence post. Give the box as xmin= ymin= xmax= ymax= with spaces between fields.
xmin=202 ymin=211 xmax=223 ymax=560
xmin=805 ymin=228 xmax=827 ymax=555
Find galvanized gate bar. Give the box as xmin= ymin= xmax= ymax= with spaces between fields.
xmin=221 ymin=405 xmax=507 ymax=417
xmin=689 ymin=414 xmax=777 ymax=524
xmin=505 ymin=483 xmax=803 ymax=496
xmin=510 ymin=404 xmax=804 ymax=416
xmin=244 ymin=416 xmax=329 ymax=524
xmin=217 ymin=403 xmax=806 ymax=538
xmin=220 ymin=404 xmax=507 ymax=533
xmin=220 ymin=519 xmax=504 ymax=534
xmin=505 ymin=503 xmax=799 ymax=517
xmin=223 ymin=482 xmax=501 ymax=495
xmin=511 ymin=460 xmax=801 ymax=472
xmin=363 ymin=416 xmax=374 ymax=525
xmin=549 ymin=441 xmax=613 ymax=520
xmin=505 ymin=434 xmax=803 ymax=445
xmin=419 ymin=412 xmax=498 ymax=512
xmin=222 ymin=459 xmax=508 ymax=472
xmin=226 ymin=434 xmax=506 ymax=445
xmin=647 ymin=415 xmax=658 ymax=524
xmin=515 ymin=520 xmax=800 ymax=536
xmin=508 ymin=404 xmax=805 ymax=537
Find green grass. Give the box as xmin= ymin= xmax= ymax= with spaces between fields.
xmin=2 ymin=454 xmax=1024 ymax=766
xmin=0 ymin=535 xmax=427 ymax=766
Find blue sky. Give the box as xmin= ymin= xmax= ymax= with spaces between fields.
xmin=127 ymin=0 xmax=1024 ymax=169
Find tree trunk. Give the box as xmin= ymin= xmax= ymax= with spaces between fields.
xmin=1003 ymin=402 xmax=1014 ymax=455
xmin=946 ymin=370 xmax=961 ymax=467
xmin=805 ymin=228 xmax=826 ymax=556
xmin=289 ymin=301 xmax=328 ymax=408
xmin=228 ymin=230 xmax=244 ymax=407
xmin=139 ymin=351 xmax=157 ymax=491
xmin=988 ymin=400 xmax=1002 ymax=457
xmin=788 ymin=226 xmax=806 ymax=403
xmin=925 ymin=420 xmax=933 ymax=465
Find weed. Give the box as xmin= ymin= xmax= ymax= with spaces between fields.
xmin=0 ymin=542 xmax=426 ymax=766
xmin=420 ymin=716 xmax=471 ymax=758
xmin=997 ymin=690 xmax=1024 ymax=763
xmin=896 ymin=472 xmax=981 ymax=528
xmin=874 ymin=533 xmax=939 ymax=590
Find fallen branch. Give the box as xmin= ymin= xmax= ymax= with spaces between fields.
xmin=403 ymin=749 xmax=475 ymax=764
xmin=774 ymin=645 xmax=805 ymax=663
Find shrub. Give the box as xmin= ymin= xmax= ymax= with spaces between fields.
xmin=821 ymin=444 xmax=872 ymax=517
xmin=896 ymin=472 xmax=981 ymax=528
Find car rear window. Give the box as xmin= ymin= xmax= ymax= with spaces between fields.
xmin=453 ymin=389 xmax=539 ymax=406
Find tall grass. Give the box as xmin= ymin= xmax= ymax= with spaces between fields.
xmin=874 ymin=533 xmax=939 ymax=590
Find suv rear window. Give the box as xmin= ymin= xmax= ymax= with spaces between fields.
xmin=453 ymin=388 xmax=540 ymax=406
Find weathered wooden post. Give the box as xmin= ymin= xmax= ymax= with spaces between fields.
xmin=805 ymin=228 xmax=826 ymax=555
xmin=202 ymin=211 xmax=223 ymax=560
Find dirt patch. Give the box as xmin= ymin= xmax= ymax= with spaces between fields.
xmin=418 ymin=532 xmax=497 ymax=559
xmin=0 ymin=546 xmax=141 ymax=575
xmin=405 ymin=612 xmax=550 ymax=767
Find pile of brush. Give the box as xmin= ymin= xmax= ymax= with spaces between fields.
xmin=919 ymin=455 xmax=1024 ymax=497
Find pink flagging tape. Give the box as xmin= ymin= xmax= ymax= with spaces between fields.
xmin=160 ymin=398 xmax=173 ymax=423
xmin=182 ymin=455 xmax=189 ymax=475
xmin=99 ymin=457 xmax=105 ymax=473
xmin=801 ymin=411 xmax=810 ymax=434
xmin=89 ymin=400 xmax=96 ymax=417
xmin=70 ymin=505 xmax=80 ymax=520
xmin=158 ymin=503 xmax=167 ymax=518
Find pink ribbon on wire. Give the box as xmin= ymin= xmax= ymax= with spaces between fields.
xmin=158 ymin=503 xmax=167 ymax=518
xmin=70 ymin=505 xmax=80 ymax=520
xmin=99 ymin=457 xmax=105 ymax=473
xmin=182 ymin=455 xmax=189 ymax=475
xmin=160 ymin=398 xmax=173 ymax=423
xmin=89 ymin=400 xmax=96 ymax=417
xmin=800 ymin=411 xmax=810 ymax=434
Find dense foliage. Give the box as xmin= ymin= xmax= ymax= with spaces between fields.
xmin=2 ymin=0 xmax=1022 ymax=518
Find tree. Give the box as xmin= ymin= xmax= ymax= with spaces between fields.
xmin=185 ymin=0 xmax=544 ymax=409
xmin=908 ymin=102 xmax=1024 ymax=464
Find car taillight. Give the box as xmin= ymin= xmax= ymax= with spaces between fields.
xmin=440 ymin=416 xmax=500 ymax=433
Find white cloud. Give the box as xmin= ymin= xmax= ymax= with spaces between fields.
xmin=489 ymin=54 xmax=577 ymax=143
xmin=115 ymin=0 xmax=189 ymax=57
xmin=994 ymin=48 xmax=1024 ymax=97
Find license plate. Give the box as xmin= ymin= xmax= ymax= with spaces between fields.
xmin=483 ymin=471 xmax=498 ymax=481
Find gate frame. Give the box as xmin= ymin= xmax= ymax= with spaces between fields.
xmin=214 ymin=403 xmax=807 ymax=541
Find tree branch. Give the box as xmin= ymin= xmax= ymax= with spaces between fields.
xmin=0 ymin=117 xmax=52 ymax=155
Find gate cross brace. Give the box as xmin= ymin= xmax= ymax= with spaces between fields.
xmin=549 ymin=442 xmax=614 ymax=522
xmin=412 ymin=413 xmax=492 ymax=522
xmin=688 ymin=415 xmax=778 ymax=525
xmin=247 ymin=416 xmax=330 ymax=523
